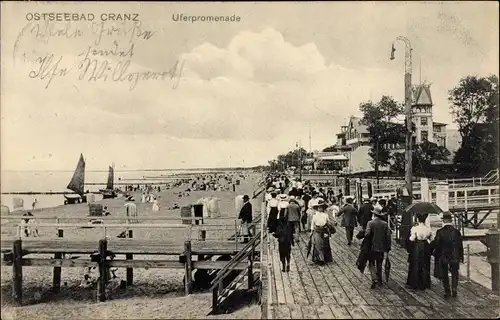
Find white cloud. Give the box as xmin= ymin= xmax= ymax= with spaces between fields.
xmin=1 ymin=3 xmax=496 ymax=172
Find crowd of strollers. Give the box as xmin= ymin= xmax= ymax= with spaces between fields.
xmin=263 ymin=173 xmax=465 ymax=299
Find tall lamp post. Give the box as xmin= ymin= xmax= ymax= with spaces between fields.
xmin=391 ymin=36 xmax=413 ymax=198
xmin=296 ymin=142 xmax=303 ymax=181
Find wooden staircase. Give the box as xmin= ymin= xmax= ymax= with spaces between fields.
xmin=209 ymin=230 xmax=264 ymax=314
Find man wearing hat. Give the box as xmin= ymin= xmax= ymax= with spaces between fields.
xmin=265 ymin=187 xmax=275 ymax=203
xmin=365 ymin=206 xmax=392 ymax=288
xmin=285 ymin=196 xmax=301 ymax=235
xmin=278 ymin=194 xmax=289 ymax=220
xmin=430 ymin=211 xmax=464 ymax=298
xmin=337 ymin=196 xmax=358 ymax=246
xmin=238 ymin=195 xmax=253 ymax=243
xmin=358 ymin=198 xmax=374 ymax=231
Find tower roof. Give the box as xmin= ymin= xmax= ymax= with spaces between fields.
xmin=412 ymin=83 xmax=433 ymax=106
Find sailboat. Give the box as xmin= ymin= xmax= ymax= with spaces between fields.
xmin=64 ymin=153 xmax=86 ymax=205
xmin=100 ymin=165 xmax=117 ymax=199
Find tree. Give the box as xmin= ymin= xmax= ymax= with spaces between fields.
xmin=274 ymin=147 xmax=308 ymax=170
xmin=449 ymin=75 xmax=498 ymax=140
xmin=449 ymin=75 xmax=499 ymax=174
xmin=413 ymin=141 xmax=451 ymax=175
xmin=390 ymin=141 xmax=451 ymax=176
xmin=359 ymin=96 xmax=405 ymax=180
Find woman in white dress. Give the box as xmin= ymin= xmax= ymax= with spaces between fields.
xmin=152 ymin=197 xmax=160 ymax=212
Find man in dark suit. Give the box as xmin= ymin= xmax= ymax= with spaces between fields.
xmin=238 ymin=195 xmax=253 ymax=243
xmin=337 ymin=197 xmax=358 ymax=245
xmin=431 ymin=211 xmax=464 ymax=298
xmin=358 ymin=198 xmax=374 ymax=230
xmin=365 ymin=207 xmax=391 ymax=289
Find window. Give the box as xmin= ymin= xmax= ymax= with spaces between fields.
xmin=421 ymin=117 xmax=428 ymax=126
xmin=421 ymin=130 xmax=428 ymax=142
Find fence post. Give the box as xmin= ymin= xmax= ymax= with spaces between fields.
xmin=198 ymin=225 xmax=206 ymax=261
xmin=97 ymin=239 xmax=108 ymax=302
xmin=212 ymin=287 xmax=219 ymax=314
xmin=488 ymin=188 xmax=492 ymax=204
xmin=248 ymin=246 xmax=254 ymax=289
xmin=235 ymin=220 xmax=238 ymax=250
xmin=464 ymin=191 xmax=468 ymax=211
xmin=184 ymin=240 xmax=192 ymax=295
xmin=12 ymin=239 xmax=23 ymax=306
xmin=52 ymin=228 xmax=64 ymax=293
xmin=466 ymin=244 xmax=470 ymax=281
xmin=486 ymin=229 xmax=500 ymax=293
xmin=126 ymin=229 xmax=133 ymax=286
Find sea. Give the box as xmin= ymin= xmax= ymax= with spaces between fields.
xmin=0 ymin=169 xmax=216 ymax=211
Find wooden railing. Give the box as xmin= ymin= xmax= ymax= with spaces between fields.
xmin=210 ymin=229 xmax=262 ymax=314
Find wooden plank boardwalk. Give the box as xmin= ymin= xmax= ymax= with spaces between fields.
xmin=264 ymin=227 xmax=500 ymax=319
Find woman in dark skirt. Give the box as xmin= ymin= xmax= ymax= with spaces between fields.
xmin=406 ymin=212 xmax=433 ymax=290
xmin=267 ymin=192 xmax=279 ymax=233
xmin=310 ymin=200 xmax=333 ymax=265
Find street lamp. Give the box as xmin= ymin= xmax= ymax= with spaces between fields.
xmin=391 ymin=36 xmax=413 ymax=198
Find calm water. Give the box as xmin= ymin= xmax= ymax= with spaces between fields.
xmin=0 ymin=169 xmax=211 ymax=210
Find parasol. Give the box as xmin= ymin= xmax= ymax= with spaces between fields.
xmin=384 ymin=253 xmax=391 ymax=283
xmin=405 ymin=202 xmax=443 ymax=215
xmin=306 ymin=233 xmax=313 ymax=258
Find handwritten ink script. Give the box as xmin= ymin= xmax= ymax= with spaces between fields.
xmin=14 ymin=20 xmax=183 ymax=91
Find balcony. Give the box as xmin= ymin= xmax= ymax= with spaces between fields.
xmin=346 ymin=136 xmax=369 ymax=145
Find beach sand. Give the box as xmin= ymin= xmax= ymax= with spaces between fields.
xmin=1 ymin=172 xmax=263 ymax=319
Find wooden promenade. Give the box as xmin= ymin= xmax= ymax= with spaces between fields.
xmin=264 ymin=227 xmax=500 ymax=319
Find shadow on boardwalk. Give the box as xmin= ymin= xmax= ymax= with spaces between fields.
xmin=266 ymin=227 xmax=500 ymax=319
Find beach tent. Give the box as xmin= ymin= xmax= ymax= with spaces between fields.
xmin=1 ymin=205 xmax=10 ymax=215
xmin=235 ymin=195 xmax=244 ymax=216
xmin=208 ymin=198 xmax=221 ymax=218
xmin=194 ymin=197 xmax=211 ymax=218
xmin=13 ymin=198 xmax=24 ymax=211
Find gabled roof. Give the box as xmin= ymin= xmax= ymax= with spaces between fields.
xmin=412 ymin=84 xmax=433 ymax=106
xmin=347 ymin=116 xmax=368 ymax=133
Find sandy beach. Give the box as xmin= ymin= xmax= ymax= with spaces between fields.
xmin=1 ymin=172 xmax=263 ymax=319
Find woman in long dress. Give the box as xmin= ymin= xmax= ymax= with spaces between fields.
xmin=406 ymin=212 xmax=433 ymax=290
xmin=310 ymin=200 xmax=333 ymax=265
xmin=152 ymin=198 xmax=160 ymax=212
xmin=267 ymin=192 xmax=279 ymax=233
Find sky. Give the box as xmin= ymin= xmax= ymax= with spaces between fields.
xmin=1 ymin=1 xmax=498 ymax=171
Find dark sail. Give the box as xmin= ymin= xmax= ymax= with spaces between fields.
xmin=67 ymin=154 xmax=85 ymax=196
xmin=106 ymin=166 xmax=114 ymax=190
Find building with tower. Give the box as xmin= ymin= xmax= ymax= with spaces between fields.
xmin=411 ymin=83 xmax=447 ymax=147
xmin=325 ymin=83 xmax=453 ymax=173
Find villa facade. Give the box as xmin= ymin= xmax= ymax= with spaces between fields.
xmin=315 ymin=83 xmax=454 ymax=173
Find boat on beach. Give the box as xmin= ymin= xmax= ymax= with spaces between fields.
xmin=99 ymin=165 xmax=118 ymax=199
xmin=64 ymin=154 xmax=86 ymax=205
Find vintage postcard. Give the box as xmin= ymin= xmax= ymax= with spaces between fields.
xmin=1 ymin=1 xmax=499 ymax=319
